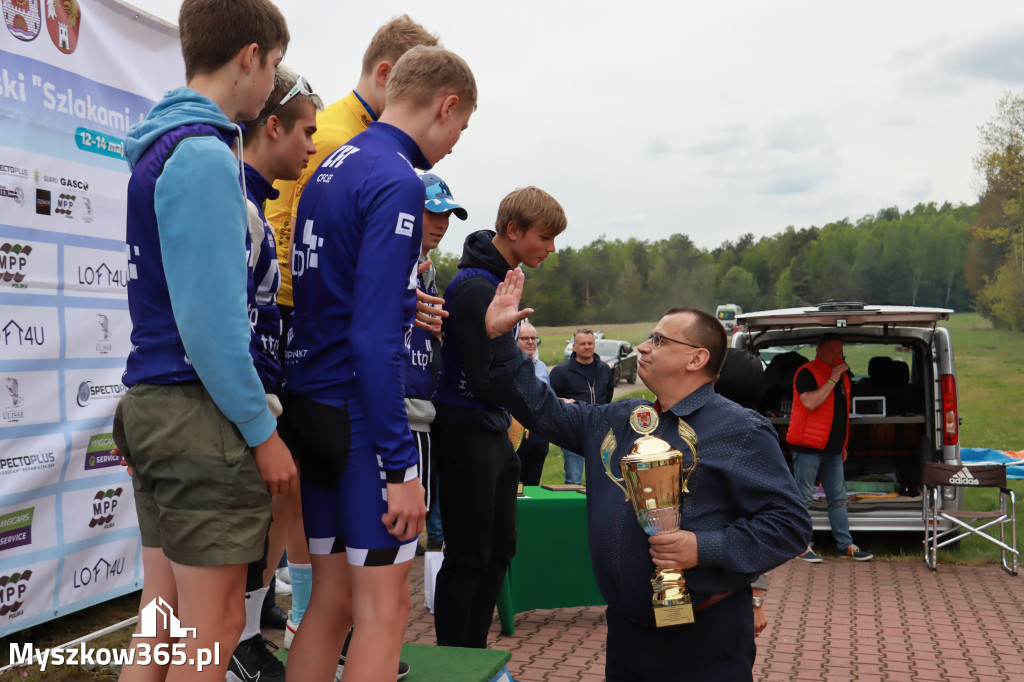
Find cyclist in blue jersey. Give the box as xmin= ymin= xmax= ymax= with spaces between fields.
xmin=280 ymin=46 xmax=477 ymax=682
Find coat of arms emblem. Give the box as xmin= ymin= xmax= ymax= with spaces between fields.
xmin=3 ymin=0 xmax=41 ymax=41
xmin=44 ymin=0 xmax=79 ymax=54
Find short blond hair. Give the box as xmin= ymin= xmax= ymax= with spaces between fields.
xmin=386 ymin=46 xmax=477 ymax=111
xmin=495 ymin=187 xmax=568 ymax=238
xmin=362 ymin=15 xmax=439 ymax=75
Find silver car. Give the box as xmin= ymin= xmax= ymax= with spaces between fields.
xmin=732 ymin=302 xmax=960 ymax=532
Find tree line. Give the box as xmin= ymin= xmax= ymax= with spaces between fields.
xmin=432 ymin=90 xmax=1024 ymax=330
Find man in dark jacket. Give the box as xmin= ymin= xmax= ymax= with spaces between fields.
xmin=481 ymin=275 xmax=812 ymax=681
xmin=431 ymin=187 xmax=567 ymax=648
xmin=549 ymin=329 xmax=615 ymax=484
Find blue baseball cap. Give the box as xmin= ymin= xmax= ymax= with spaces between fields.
xmin=420 ymin=173 xmax=468 ymax=220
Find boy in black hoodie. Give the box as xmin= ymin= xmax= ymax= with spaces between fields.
xmin=431 ymin=187 xmax=567 ymax=648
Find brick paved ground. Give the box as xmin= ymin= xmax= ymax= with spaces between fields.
xmin=391 ymin=555 xmax=1024 ymax=681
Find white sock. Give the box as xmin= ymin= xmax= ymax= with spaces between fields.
xmin=238 ymin=586 xmax=268 ymax=645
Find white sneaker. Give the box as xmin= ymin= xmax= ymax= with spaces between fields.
xmin=283 ymin=619 xmax=298 ymax=649
xmin=276 ymin=566 xmax=291 ymax=584
xmin=275 ymin=578 xmax=292 ymax=596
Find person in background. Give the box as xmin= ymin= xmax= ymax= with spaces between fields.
xmin=514 ymin=320 xmax=550 ymax=486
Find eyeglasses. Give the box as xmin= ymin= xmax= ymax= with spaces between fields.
xmin=260 ymin=75 xmax=313 ymax=126
xmin=519 ymin=336 xmax=541 ymax=345
xmin=647 ymin=332 xmax=702 ymax=350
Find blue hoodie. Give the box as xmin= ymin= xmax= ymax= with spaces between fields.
xmin=122 ymin=87 xmax=276 ymax=447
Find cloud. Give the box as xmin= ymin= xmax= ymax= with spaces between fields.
xmin=941 ymin=26 xmax=1024 ymax=84
xmin=606 ymin=213 xmax=648 ymax=229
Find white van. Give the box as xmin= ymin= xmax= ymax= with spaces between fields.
xmin=716 ymin=304 xmax=743 ymax=334
xmin=732 ymin=302 xmax=960 ymax=532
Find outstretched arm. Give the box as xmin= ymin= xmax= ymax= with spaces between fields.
xmin=485 ymin=269 xmax=534 ymax=338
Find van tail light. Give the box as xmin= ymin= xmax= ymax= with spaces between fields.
xmin=940 ymin=374 xmax=958 ymax=445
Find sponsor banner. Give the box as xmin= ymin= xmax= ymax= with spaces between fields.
xmin=64 ymin=307 xmax=130 ymax=358
xmin=0 ymin=432 xmax=64 ymax=491
xmin=0 ymin=496 xmax=56 ymax=557
xmin=64 ymin=367 xmax=124 ymax=421
xmin=0 ymin=558 xmax=57 ymax=626
xmin=59 ymin=539 xmax=137 ymax=604
xmin=60 ymin=484 xmax=136 ymax=544
xmin=0 ymin=238 xmax=57 ymax=294
xmin=62 ymin=244 xmax=128 ymax=298
xmin=0 ymin=370 xmax=59 ymax=426
xmin=0 ymin=304 xmax=59 ymax=359
xmin=65 ymin=430 xmax=126 ymax=481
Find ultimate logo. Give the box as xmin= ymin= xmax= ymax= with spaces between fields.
xmin=0 ymin=569 xmax=32 ymax=618
xmin=3 ymin=0 xmax=42 ymax=42
xmin=89 ymin=487 xmax=122 ymax=528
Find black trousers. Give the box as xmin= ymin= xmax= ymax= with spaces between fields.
xmin=516 ymin=433 xmax=549 ymax=486
xmin=605 ymin=588 xmax=755 ymax=682
xmin=432 ymin=423 xmax=520 ymax=648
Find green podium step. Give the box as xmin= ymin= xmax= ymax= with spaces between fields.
xmin=278 ymin=643 xmax=512 ymax=681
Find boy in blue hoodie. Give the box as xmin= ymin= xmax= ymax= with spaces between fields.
xmin=112 ymin=2 xmax=296 ymax=680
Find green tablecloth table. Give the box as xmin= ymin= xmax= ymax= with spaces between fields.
xmin=496 ymin=486 xmax=605 ymax=634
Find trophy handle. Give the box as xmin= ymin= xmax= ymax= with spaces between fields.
xmin=600 ymin=429 xmax=630 ymax=500
xmin=676 ymin=419 xmax=699 ymax=493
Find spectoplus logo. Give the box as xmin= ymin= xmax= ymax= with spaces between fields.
xmin=35 ymin=188 xmax=51 ymax=215
xmin=0 ymin=164 xmax=28 ymax=179
xmin=76 ymin=380 xmax=126 ymax=407
xmin=0 ymin=569 xmax=33 ymax=619
xmin=84 ymin=433 xmax=120 ymax=471
xmin=0 ymin=243 xmax=32 ymax=287
xmin=0 ymin=507 xmax=34 ymax=552
xmin=89 ymin=488 xmax=122 ymax=528
xmin=0 ymin=449 xmax=56 ymax=477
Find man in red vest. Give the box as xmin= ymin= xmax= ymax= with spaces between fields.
xmin=786 ymin=334 xmax=873 ymax=562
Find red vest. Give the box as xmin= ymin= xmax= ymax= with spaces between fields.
xmin=786 ymin=359 xmax=851 ymax=451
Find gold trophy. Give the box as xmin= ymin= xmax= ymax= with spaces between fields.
xmin=603 ymin=407 xmax=700 ymax=627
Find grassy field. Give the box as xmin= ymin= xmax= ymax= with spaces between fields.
xmin=1 ymin=313 xmax=1021 ymax=679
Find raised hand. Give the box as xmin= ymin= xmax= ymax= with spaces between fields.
xmin=485 ymin=268 xmax=534 ymax=339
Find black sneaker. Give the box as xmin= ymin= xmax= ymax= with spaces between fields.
xmin=261 ymin=603 xmax=288 ymax=630
xmin=227 ymin=634 xmax=286 ymax=682
xmin=337 ymin=628 xmax=410 ymax=681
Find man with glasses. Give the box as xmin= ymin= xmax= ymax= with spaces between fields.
xmin=483 ymin=278 xmax=811 ymax=681
xmin=550 ymin=328 xmax=614 ymax=485
xmin=514 ymin=320 xmax=550 ymax=485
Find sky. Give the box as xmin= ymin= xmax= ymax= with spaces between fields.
xmin=126 ymin=0 xmax=1024 ymax=253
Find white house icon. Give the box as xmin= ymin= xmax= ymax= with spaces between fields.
xmin=133 ymin=597 xmax=196 ymax=638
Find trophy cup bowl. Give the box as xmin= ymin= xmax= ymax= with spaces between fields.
xmin=618 ymin=435 xmax=694 ymax=626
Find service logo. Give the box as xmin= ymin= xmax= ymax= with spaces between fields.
xmin=2 ymin=0 xmax=41 ymax=42
xmin=3 ymin=377 xmax=25 ymax=423
xmin=35 ymin=188 xmax=51 ymax=215
xmin=0 ymin=243 xmax=32 ymax=286
xmin=44 ymin=0 xmax=78 ymax=54
xmin=84 ymin=433 xmax=119 ymax=471
xmin=0 ymin=569 xmax=32 ymax=619
xmin=89 ymin=487 xmax=122 ymax=528
xmin=0 ymin=507 xmax=34 ymax=552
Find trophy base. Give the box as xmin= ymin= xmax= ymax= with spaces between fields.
xmin=652 ymin=602 xmax=695 ymax=627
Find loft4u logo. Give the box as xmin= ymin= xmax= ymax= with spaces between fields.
xmin=45 ymin=0 xmax=79 ymax=54
xmin=89 ymin=487 xmax=122 ymax=528
xmin=3 ymin=0 xmax=41 ymax=42
xmin=292 ymin=220 xmax=323 ymax=277
xmin=0 ymin=569 xmax=32 ymax=619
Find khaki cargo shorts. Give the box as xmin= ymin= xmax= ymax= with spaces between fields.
xmin=112 ymin=383 xmax=271 ymax=566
